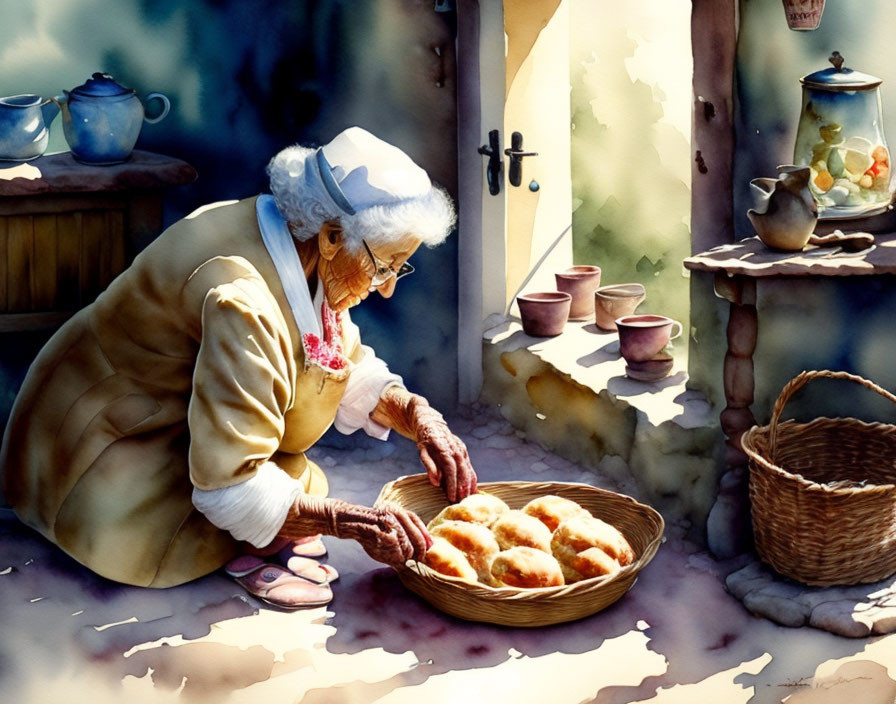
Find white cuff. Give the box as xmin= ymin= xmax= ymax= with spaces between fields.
xmin=334 ymin=344 xmax=403 ymax=440
xmin=191 ymin=460 xmax=305 ymax=548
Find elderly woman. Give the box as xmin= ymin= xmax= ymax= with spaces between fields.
xmin=0 ymin=127 xmax=476 ymax=608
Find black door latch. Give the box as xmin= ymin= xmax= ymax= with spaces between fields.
xmin=478 ymin=130 xmax=502 ymax=196
xmin=478 ymin=130 xmax=538 ymax=195
xmin=504 ymin=131 xmax=537 ymax=187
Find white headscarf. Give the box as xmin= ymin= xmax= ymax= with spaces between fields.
xmin=267 ymin=127 xmax=456 ymax=252
xmin=314 ymin=126 xmax=432 ymax=214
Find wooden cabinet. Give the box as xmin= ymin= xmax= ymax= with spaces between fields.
xmin=685 ymin=234 xmax=896 ymax=470
xmin=0 ymin=150 xmax=196 ymax=332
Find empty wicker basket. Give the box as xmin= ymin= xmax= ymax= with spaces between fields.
xmin=742 ymin=370 xmax=896 ymax=586
xmin=374 ymin=475 xmax=664 ymax=627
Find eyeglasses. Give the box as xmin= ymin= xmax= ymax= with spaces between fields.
xmin=362 ymin=239 xmax=415 ymax=286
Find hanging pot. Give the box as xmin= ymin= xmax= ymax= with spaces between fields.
xmin=782 ymin=0 xmax=825 ymax=31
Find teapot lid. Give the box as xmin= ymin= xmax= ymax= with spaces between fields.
xmin=801 ymin=52 xmax=881 ymax=91
xmin=70 ymin=72 xmax=134 ymax=97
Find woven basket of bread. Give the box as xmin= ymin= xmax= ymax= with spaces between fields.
xmin=742 ymin=370 xmax=896 ymax=586
xmin=374 ymin=475 xmax=664 ymax=627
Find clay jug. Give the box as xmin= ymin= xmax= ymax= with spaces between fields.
xmin=747 ymin=165 xmax=818 ymax=251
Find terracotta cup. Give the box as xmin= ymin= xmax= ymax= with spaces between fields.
xmin=517 ymin=291 xmax=572 ymax=337
xmin=782 ymin=0 xmax=825 ymax=30
xmin=594 ymin=283 xmax=646 ymax=331
xmin=555 ymin=265 xmax=602 ymax=320
xmin=616 ymin=314 xmax=683 ymax=363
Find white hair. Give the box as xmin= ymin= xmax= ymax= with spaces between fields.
xmin=266 ymin=145 xmax=456 ymax=254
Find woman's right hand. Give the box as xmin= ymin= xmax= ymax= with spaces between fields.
xmin=282 ymin=494 xmax=432 ymax=568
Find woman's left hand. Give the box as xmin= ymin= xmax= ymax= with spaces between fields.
xmin=370 ymin=386 xmax=478 ymax=503
xmin=413 ymin=404 xmax=477 ymax=502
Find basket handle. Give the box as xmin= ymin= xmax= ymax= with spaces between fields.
xmin=768 ymin=370 xmax=896 ymax=459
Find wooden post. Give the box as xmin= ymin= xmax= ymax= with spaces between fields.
xmin=691 ymin=0 xmax=737 ymax=255
xmin=715 ymin=273 xmax=757 ymax=469
xmin=709 ymin=271 xmax=757 ymax=557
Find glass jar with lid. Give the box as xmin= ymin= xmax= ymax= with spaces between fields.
xmin=793 ymin=52 xmax=893 ymax=218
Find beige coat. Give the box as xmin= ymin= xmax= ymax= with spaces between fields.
xmin=1 ymin=197 xmax=364 ymax=587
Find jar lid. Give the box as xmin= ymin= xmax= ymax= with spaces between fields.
xmin=801 ymin=52 xmax=882 ymax=91
xmin=70 ymin=72 xmax=134 ymax=97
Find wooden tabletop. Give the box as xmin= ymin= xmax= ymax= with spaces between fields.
xmin=684 ymin=233 xmax=896 ymax=277
xmin=0 ymin=150 xmax=197 ymax=196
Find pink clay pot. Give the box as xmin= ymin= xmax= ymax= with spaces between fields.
xmin=517 ymin=291 xmax=572 ymax=337
xmin=616 ymin=314 xmax=683 ymax=363
xmin=555 ymin=265 xmax=602 ymax=320
xmin=594 ymin=283 xmax=646 ymax=331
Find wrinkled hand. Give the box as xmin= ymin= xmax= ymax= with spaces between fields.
xmin=412 ymin=404 xmax=478 ymax=502
xmin=286 ymin=494 xmax=431 ymax=568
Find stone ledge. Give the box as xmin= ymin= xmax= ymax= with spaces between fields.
xmin=481 ymin=317 xmax=720 ymax=529
xmin=484 ymin=318 xmax=710 ymax=428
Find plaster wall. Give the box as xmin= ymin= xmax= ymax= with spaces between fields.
xmin=0 ymin=0 xmax=460 ymax=423
xmin=735 ymin=0 xmax=896 ymax=237
xmin=684 ymin=0 xmax=896 ymax=558
xmin=751 ymin=276 xmax=896 ymax=425
xmin=691 ymin=0 xmax=896 ymax=429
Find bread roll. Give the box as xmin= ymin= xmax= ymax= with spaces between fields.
xmin=427 ymin=492 xmax=510 ymax=530
xmin=551 ymin=514 xmax=636 ymax=573
xmin=564 ymin=546 xmax=620 ymax=583
xmin=430 ymin=520 xmax=500 ymax=584
xmin=522 ymin=494 xmax=590 ymax=532
xmin=490 ymin=546 xmax=564 ymax=588
xmin=422 ymin=537 xmax=479 ymax=582
xmin=491 ymin=510 xmax=553 ymax=553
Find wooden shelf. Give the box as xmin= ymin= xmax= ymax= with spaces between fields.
xmin=0 ymin=150 xmax=197 ymax=197
xmin=684 ymin=233 xmax=896 ymax=278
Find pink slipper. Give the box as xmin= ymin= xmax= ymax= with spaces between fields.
xmin=225 ymin=554 xmax=338 ymax=585
xmin=277 ymin=551 xmax=339 ymax=585
xmin=287 ymin=535 xmax=328 ymax=558
xmin=231 ymin=563 xmax=332 ymax=609
xmin=225 ymin=555 xmax=270 ymax=578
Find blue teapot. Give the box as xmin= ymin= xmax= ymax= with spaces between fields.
xmin=0 ymin=94 xmax=59 ymax=162
xmin=54 ymin=73 xmax=170 ymax=165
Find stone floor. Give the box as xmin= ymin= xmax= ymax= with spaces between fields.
xmin=2 ymin=404 xmax=896 ymax=704
xmin=727 ymin=560 xmax=896 ymax=638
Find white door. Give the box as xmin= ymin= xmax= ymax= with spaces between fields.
xmin=456 ymin=0 xmax=574 ymax=402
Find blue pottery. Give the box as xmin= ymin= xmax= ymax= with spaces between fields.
xmin=55 ymin=73 xmax=170 ymax=165
xmin=0 ymin=94 xmax=59 ymax=162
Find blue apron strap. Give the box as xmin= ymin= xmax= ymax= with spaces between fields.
xmin=256 ymin=194 xmax=320 ymax=338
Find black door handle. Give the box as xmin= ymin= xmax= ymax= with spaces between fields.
xmin=504 ymin=131 xmax=537 ymax=187
xmin=478 ymin=129 xmax=502 ymax=196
